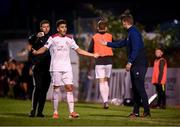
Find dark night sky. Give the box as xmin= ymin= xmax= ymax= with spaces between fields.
xmin=0 ymin=0 xmax=179 ymax=37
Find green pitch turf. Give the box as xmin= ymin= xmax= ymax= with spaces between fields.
xmin=0 ymin=98 xmax=180 ymax=126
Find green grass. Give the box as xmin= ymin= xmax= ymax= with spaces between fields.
xmin=0 ymin=98 xmax=180 ymax=126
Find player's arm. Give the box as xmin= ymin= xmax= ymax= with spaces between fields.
xmin=32 ymin=46 xmax=48 ymax=55
xmin=106 ymin=40 xmax=127 ymax=48
xmin=99 ymin=36 xmax=127 ymax=48
xmin=76 ymin=48 xmax=99 ymax=58
xmin=32 ymin=36 xmax=52 ymax=55
xmin=70 ymin=38 xmax=98 ymax=58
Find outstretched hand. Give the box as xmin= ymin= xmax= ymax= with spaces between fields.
xmin=93 ymin=53 xmax=99 ymax=58
xmin=98 ymin=36 xmax=107 ymax=46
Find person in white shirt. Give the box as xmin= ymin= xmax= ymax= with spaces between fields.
xmin=32 ymin=19 xmax=99 ymax=119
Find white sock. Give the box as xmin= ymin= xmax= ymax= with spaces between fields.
xmin=99 ymin=82 xmax=108 ymax=103
xmin=104 ymin=81 xmax=109 ymax=103
xmin=67 ymin=92 xmax=74 ymax=113
xmin=53 ymin=88 xmax=59 ymax=114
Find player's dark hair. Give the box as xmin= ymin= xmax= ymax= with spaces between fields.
xmin=56 ymin=19 xmax=67 ymax=27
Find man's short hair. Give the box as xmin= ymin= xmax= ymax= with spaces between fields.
xmin=56 ymin=19 xmax=67 ymax=27
xmin=40 ymin=20 xmax=50 ymax=27
xmin=97 ymin=20 xmax=107 ymax=30
xmin=120 ymin=12 xmax=134 ymax=25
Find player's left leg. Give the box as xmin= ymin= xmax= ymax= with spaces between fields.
xmin=96 ymin=65 xmax=109 ymax=109
xmin=63 ymin=71 xmax=79 ymax=118
xmin=103 ymin=64 xmax=112 ymax=109
xmin=65 ymin=84 xmax=79 ymax=118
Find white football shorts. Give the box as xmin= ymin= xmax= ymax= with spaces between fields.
xmin=50 ymin=71 xmax=73 ymax=86
xmin=95 ymin=64 xmax=112 ymax=79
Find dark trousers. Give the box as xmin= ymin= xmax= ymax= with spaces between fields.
xmin=31 ymin=69 xmax=51 ymax=114
xmin=130 ymin=66 xmax=150 ymax=114
xmin=155 ymin=84 xmax=166 ymax=107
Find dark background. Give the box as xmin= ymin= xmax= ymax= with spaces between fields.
xmin=0 ymin=0 xmax=179 ymax=39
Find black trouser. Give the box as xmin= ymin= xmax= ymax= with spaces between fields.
xmin=32 ymin=68 xmax=51 ymax=114
xmin=130 ymin=66 xmax=150 ymax=114
xmin=155 ymin=84 xmax=166 ymax=107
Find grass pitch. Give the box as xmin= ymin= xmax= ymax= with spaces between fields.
xmin=0 ymin=98 xmax=180 ymax=126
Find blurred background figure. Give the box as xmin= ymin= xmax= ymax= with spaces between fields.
xmin=152 ymin=47 xmax=167 ymax=109
xmin=88 ymin=20 xmax=113 ymax=109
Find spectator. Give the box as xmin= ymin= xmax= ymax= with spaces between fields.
xmin=152 ymin=47 xmax=167 ymax=109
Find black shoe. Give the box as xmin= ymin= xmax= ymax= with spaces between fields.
xmin=128 ymin=113 xmax=140 ymax=118
xmin=29 ymin=110 xmax=35 ymax=117
xmin=37 ymin=113 xmax=45 ymax=117
xmin=104 ymin=102 xmax=109 ymax=109
xmin=142 ymin=112 xmax=151 ymax=118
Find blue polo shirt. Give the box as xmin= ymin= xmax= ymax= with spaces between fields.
xmin=107 ymin=26 xmax=147 ymax=66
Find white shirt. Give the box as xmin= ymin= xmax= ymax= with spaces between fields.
xmin=44 ymin=34 xmax=79 ymax=72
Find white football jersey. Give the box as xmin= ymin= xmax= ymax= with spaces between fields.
xmin=44 ymin=34 xmax=79 ymax=72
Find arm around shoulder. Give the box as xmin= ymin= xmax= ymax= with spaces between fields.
xmin=32 ymin=46 xmax=48 ymax=55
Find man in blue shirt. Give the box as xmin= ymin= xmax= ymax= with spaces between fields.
xmin=101 ymin=13 xmax=150 ymax=117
